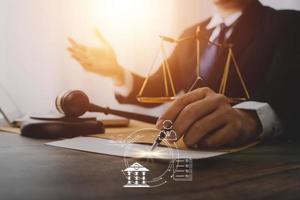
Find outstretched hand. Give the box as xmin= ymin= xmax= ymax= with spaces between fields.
xmin=67 ymin=30 xmax=124 ymax=85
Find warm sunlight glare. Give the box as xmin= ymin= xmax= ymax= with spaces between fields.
xmin=135 ymin=148 xmax=173 ymax=159
xmin=90 ymin=0 xmax=150 ymax=34
xmin=88 ymin=0 xmax=176 ymax=74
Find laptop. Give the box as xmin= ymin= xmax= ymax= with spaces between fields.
xmin=0 ymin=86 xmax=23 ymax=128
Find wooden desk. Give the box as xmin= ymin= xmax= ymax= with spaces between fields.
xmin=0 ymin=131 xmax=300 ymax=200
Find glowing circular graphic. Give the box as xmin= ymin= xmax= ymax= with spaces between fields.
xmin=122 ymin=127 xmax=180 ymax=188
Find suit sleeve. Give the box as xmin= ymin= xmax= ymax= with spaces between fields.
xmin=253 ymin=15 xmax=300 ymax=138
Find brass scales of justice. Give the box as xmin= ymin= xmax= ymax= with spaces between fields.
xmin=136 ymin=26 xmax=250 ymax=104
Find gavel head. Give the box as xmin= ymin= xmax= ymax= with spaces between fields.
xmin=55 ymin=90 xmax=90 ymax=117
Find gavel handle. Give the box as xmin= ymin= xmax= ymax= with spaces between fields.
xmin=88 ymin=103 xmax=159 ymax=124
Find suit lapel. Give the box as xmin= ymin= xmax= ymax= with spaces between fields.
xmin=228 ymin=0 xmax=263 ymax=60
xmin=221 ymin=0 xmax=265 ymax=97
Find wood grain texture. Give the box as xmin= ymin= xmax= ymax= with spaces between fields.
xmin=0 ymin=132 xmax=300 ymax=200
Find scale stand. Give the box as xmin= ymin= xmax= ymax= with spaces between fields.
xmin=137 ymin=26 xmax=250 ymax=104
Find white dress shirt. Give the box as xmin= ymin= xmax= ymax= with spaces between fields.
xmin=206 ymin=11 xmax=242 ymax=42
xmin=115 ymin=11 xmax=283 ymax=138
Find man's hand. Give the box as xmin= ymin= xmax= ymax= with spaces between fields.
xmin=67 ymin=30 xmax=125 ymax=85
xmin=156 ymin=87 xmax=262 ymax=148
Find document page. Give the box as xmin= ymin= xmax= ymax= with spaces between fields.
xmin=47 ymin=137 xmax=227 ymax=160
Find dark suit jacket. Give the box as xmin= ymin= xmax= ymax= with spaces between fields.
xmin=116 ymin=0 xmax=300 ymax=138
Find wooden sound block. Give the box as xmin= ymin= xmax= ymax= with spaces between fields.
xmin=21 ymin=119 xmax=104 ymax=139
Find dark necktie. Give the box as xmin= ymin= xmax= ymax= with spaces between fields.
xmin=199 ymin=23 xmax=229 ymax=83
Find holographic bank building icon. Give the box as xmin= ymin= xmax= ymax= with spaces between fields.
xmin=123 ymin=162 xmax=150 ymax=188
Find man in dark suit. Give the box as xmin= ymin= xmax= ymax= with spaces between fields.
xmin=68 ymin=0 xmax=300 ymax=147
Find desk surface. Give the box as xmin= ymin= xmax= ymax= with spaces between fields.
xmin=1 ymin=132 xmax=300 ymax=200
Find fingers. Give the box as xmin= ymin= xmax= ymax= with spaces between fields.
xmin=68 ymin=37 xmax=77 ymax=47
xmin=68 ymin=37 xmax=86 ymax=52
xmin=182 ymin=105 xmax=230 ymax=147
xmin=156 ymin=85 xmax=258 ymax=148
xmin=199 ymin=124 xmax=237 ymax=147
xmin=68 ymin=38 xmax=89 ymax=64
xmin=172 ymin=94 xmax=228 ymax=141
xmin=94 ymin=29 xmax=116 ymax=58
xmin=67 ymin=38 xmax=90 ymax=65
xmin=71 ymin=54 xmax=92 ymax=71
xmin=68 ymin=47 xmax=86 ymax=58
xmin=71 ymin=54 xmax=88 ymax=65
xmin=69 ymin=49 xmax=88 ymax=62
xmin=94 ymin=29 xmax=110 ymax=47
xmin=156 ymin=87 xmax=235 ymax=148
xmin=156 ymin=87 xmax=214 ymax=128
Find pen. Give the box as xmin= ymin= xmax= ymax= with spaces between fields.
xmin=150 ymin=77 xmax=209 ymax=151
xmin=150 ymin=129 xmax=167 ymax=151
xmin=150 ymin=78 xmax=206 ymax=151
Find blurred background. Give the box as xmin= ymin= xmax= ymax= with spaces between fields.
xmin=0 ymin=0 xmax=300 ymax=116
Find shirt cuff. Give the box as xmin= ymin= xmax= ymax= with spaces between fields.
xmin=114 ymin=70 xmax=133 ymax=97
xmin=233 ymin=101 xmax=282 ymax=139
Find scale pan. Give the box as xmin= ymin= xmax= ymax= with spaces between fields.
xmin=136 ymin=96 xmax=176 ymax=103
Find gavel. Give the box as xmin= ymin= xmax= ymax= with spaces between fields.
xmin=55 ymin=90 xmax=159 ymax=124
xmin=20 ymin=90 xmax=159 ymax=138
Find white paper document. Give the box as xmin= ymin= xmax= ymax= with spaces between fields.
xmin=46 ymin=137 xmax=228 ymax=160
